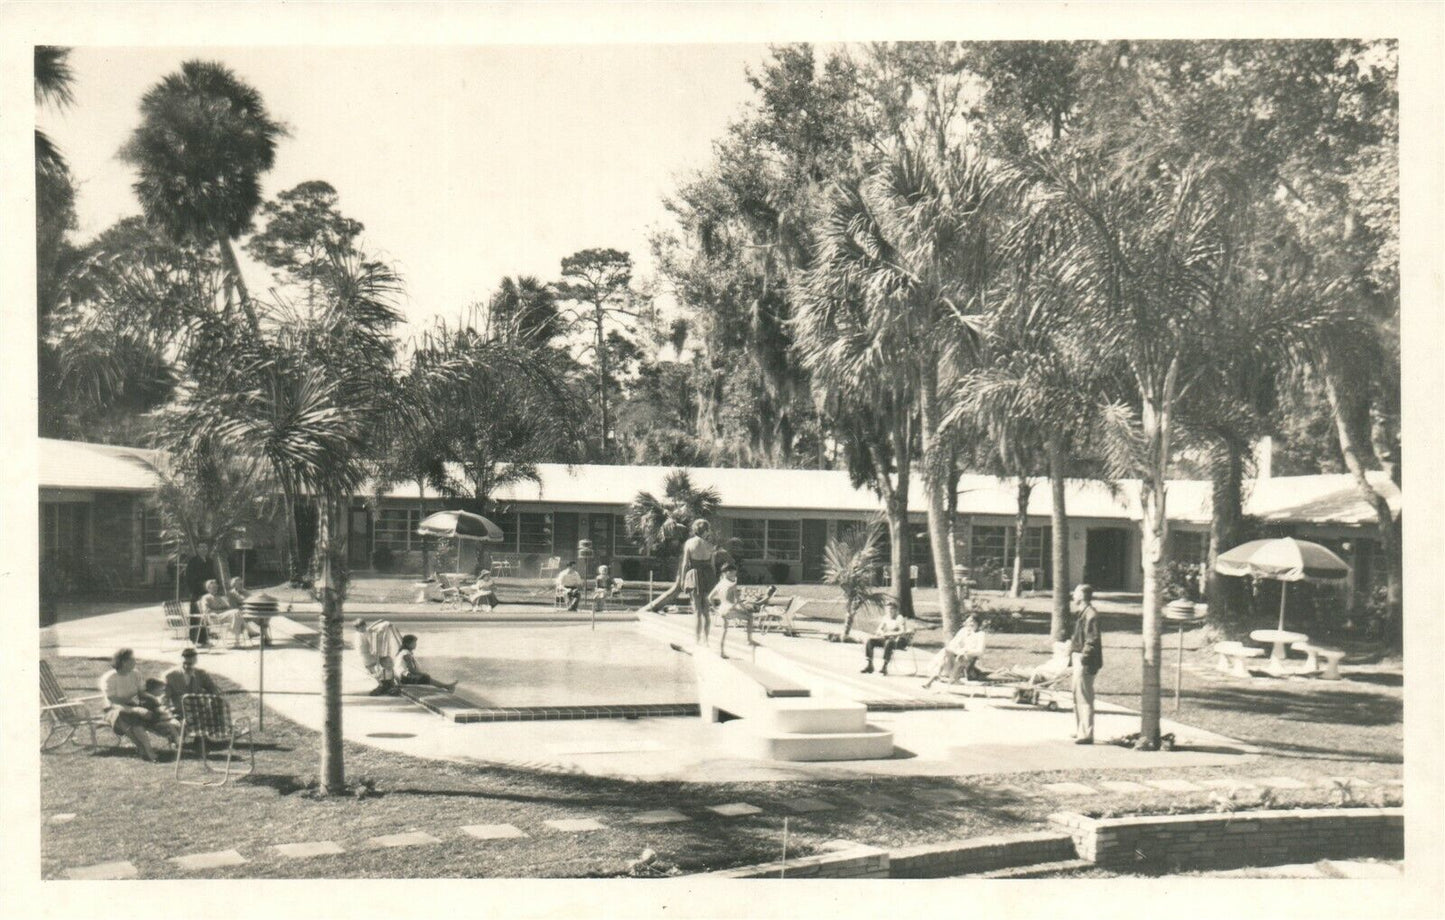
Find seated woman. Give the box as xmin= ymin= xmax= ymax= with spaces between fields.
xmin=464 ymin=571 xmax=499 ymax=612
xmin=200 ymin=579 xmax=259 ymax=648
xmin=100 ymin=648 xmax=180 ymax=762
xmin=923 ymin=613 xmax=986 ymax=689
xmin=709 ymin=564 xmax=775 ymax=659
xmin=225 ymin=576 xmax=271 ymax=644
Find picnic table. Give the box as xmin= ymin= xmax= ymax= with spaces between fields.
xmin=1249 ymin=628 xmax=1310 ymax=676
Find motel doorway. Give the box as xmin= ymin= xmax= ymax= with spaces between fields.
xmin=1084 ymin=527 xmax=1129 ymax=590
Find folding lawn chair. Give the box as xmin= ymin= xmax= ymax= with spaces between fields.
xmin=174 ymin=693 xmax=255 ymax=786
xmin=39 ymin=659 xmax=111 ymax=752
xmin=163 ymin=600 xmax=190 ymax=640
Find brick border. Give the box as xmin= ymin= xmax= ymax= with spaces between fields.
xmin=1050 ymin=807 xmax=1404 ymax=870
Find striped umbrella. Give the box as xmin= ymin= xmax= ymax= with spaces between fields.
xmin=416 ymin=510 xmax=505 ymax=572
xmin=1214 ymin=537 xmax=1350 ymax=631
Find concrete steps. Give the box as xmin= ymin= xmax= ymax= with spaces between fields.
xmin=717 ymin=720 xmax=896 ymax=762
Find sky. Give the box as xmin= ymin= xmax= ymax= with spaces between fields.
xmin=40 ymin=44 xmax=773 ymax=333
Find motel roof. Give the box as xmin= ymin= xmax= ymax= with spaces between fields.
xmin=39 ymin=438 xmax=1400 ymax=527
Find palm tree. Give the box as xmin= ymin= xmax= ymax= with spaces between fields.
xmin=630 ymin=470 xmax=721 ymax=611
xmin=486 ymin=276 xmax=564 ymax=347
xmin=823 ymin=524 xmax=884 ymax=641
xmin=804 ymin=144 xmax=1002 ymax=637
xmin=120 ymin=60 xmax=287 ymax=332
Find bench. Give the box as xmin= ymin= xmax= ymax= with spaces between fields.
xmin=1296 ymin=642 xmax=1347 ymax=680
xmin=1214 ymin=641 xmax=1265 ymax=678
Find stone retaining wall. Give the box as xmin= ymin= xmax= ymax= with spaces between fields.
xmin=1051 ymin=807 xmax=1404 ymax=870
xmin=890 ymin=832 xmax=1077 ymax=878
xmin=700 ymin=843 xmax=890 ymax=879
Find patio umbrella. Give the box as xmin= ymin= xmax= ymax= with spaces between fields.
xmin=416 ymin=510 xmax=504 ymax=573
xmin=1214 ymin=537 xmax=1350 ymax=631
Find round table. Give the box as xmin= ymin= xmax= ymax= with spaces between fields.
xmin=1249 ymin=628 xmax=1310 ymax=675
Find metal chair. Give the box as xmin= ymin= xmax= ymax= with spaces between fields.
xmin=539 ymin=556 xmax=562 ymax=579
xmin=174 ymin=693 xmax=254 ymax=786
xmin=163 ymin=600 xmax=190 ymax=640
xmin=39 ymin=659 xmax=110 ymax=752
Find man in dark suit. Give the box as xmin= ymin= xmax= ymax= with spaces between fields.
xmin=163 ymin=647 xmax=220 ymax=715
xmin=184 ymin=542 xmax=214 ymax=646
xmin=1070 ymin=583 xmax=1102 ymax=744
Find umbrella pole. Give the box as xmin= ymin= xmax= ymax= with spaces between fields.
xmin=1278 ymin=581 xmax=1288 ymax=633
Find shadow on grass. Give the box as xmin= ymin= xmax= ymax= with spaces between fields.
xmin=1191 ymin=684 xmax=1400 ymax=729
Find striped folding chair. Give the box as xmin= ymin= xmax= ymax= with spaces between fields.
xmin=39 ymin=659 xmax=110 ymax=752
xmin=163 ymin=600 xmax=190 ymax=640
xmin=174 ymin=693 xmax=254 ymax=786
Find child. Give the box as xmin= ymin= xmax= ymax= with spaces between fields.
xmin=395 ymin=634 xmax=459 ymax=692
xmin=140 ymin=677 xmax=174 ymax=720
xmin=709 ymin=564 xmax=774 ymax=659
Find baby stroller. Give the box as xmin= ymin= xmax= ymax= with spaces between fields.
xmin=982 ymin=641 xmax=1074 ymax=710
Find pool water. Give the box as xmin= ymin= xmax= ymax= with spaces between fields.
xmin=399 ymin=621 xmax=697 ymax=710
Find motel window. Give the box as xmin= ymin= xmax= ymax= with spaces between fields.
xmin=518 ymin=512 xmax=553 ymax=555
xmin=374 ymin=509 xmax=421 ymax=551
xmin=731 ymin=519 xmax=800 ymax=562
xmin=765 ymin=519 xmax=802 ymax=562
xmin=40 ymin=503 xmax=88 ymax=562
xmin=495 ymin=511 xmax=518 ymax=553
xmin=1022 ymin=525 xmax=1052 ymax=572
xmin=969 ymin=525 xmax=1008 ymax=570
xmin=142 ymin=507 xmax=170 ymax=558
xmin=613 ymin=514 xmax=643 ymax=556
xmin=731 ymin=519 xmax=766 ymax=559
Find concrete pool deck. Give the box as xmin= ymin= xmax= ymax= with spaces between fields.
xmin=44 ymin=602 xmax=1255 ymax=782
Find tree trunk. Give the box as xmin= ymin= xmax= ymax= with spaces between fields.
xmin=595 ymin=302 xmax=610 ymax=460
xmin=1048 ymin=436 xmax=1071 ymax=642
xmin=316 ymin=494 xmax=346 ymax=794
xmin=416 ymin=480 xmax=431 ymax=578
xmin=1322 ymin=371 xmax=1401 ymax=627
xmin=1010 ymin=476 xmax=1033 ymax=599
xmin=279 ymin=473 xmax=303 ymax=585
xmin=1206 ymin=439 xmax=1249 ymax=637
xmin=1137 ymin=391 xmax=1173 ymax=749
xmin=218 ymin=235 xmax=260 ymax=334
xmin=882 ymin=413 xmax=914 ymax=619
xmin=918 ymin=371 xmax=960 ymax=635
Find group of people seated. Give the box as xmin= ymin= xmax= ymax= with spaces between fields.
xmin=555 ymin=561 xmax=625 ymax=613
xmin=352 ymin=618 xmax=458 ymax=696
xmin=99 ymin=646 xmax=219 ymax=762
xmin=197 ymin=577 xmax=272 ymax=647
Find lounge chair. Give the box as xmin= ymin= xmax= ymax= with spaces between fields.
xmin=756 ymin=596 xmax=811 ymax=636
xmin=174 ymin=693 xmax=254 ymax=787
xmin=39 ymin=659 xmax=111 ymax=752
xmin=434 ymin=573 xmax=464 ymax=609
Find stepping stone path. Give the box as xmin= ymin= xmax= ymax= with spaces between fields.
xmin=1040 ymin=782 xmax=1097 ymax=796
xmin=368 ymin=831 xmax=441 ymax=849
xmin=461 ymin=823 xmax=529 ymax=840
xmin=48 ymin=813 xmax=77 ymax=824
xmin=544 ymin=818 xmax=607 ymax=833
xmin=781 ymin=797 xmax=835 ymax=813
xmin=1098 ymin=780 xmax=1151 ymax=794
xmin=912 ymin=788 xmax=967 ymax=805
xmin=274 ymin=841 xmax=345 ymax=860
xmin=65 ymin=860 xmax=138 ymax=880
xmin=707 ymin=802 xmax=763 ymax=817
xmin=846 ymin=791 xmax=906 ymax=809
xmin=631 ymin=809 xmax=690 ymax=825
xmin=172 ymin=849 xmax=248 ymax=871
xmin=1145 ymin=779 xmax=1205 ymax=793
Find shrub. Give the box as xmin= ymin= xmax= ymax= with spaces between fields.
xmin=767 ymin=561 xmax=791 ymax=585
xmin=619 ymin=558 xmax=644 ymax=581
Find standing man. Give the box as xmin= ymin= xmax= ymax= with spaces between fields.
xmin=163 ymin=646 xmax=220 ymax=716
xmin=1069 ymin=583 xmax=1102 ymax=744
xmin=184 ymin=542 xmax=215 ymax=647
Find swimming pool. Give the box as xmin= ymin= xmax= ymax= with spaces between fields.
xmin=398 ymin=621 xmax=697 ymax=710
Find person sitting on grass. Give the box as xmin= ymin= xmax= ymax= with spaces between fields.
xmin=861 ymin=599 xmax=910 ymax=676
xmin=556 ymin=560 xmax=584 ymax=611
xmin=395 ymin=634 xmax=458 ymax=692
xmin=100 ymin=648 xmax=181 ymax=762
xmin=353 ymin=618 xmax=400 ymax=696
xmin=709 ymin=564 xmax=775 ymax=659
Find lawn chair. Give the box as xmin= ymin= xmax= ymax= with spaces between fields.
xmin=39 ymin=659 xmax=110 ymax=752
xmin=757 ymin=597 xmax=817 ymax=637
xmin=163 ymin=600 xmax=190 ymax=640
xmin=174 ymin=693 xmax=254 ymax=786
xmin=435 ymin=573 xmax=464 ymax=609
xmin=539 ymin=556 xmax=562 ymax=579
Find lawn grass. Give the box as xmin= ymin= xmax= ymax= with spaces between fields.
xmin=42 ymin=649 xmax=1402 ymax=879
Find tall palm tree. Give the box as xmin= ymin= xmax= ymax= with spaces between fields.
xmin=486 ymin=275 xmax=564 ymax=347
xmin=804 ymin=144 xmax=1001 ymax=636
xmin=630 ymin=470 xmax=722 ymax=611
xmin=120 ymin=60 xmax=287 ymax=333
